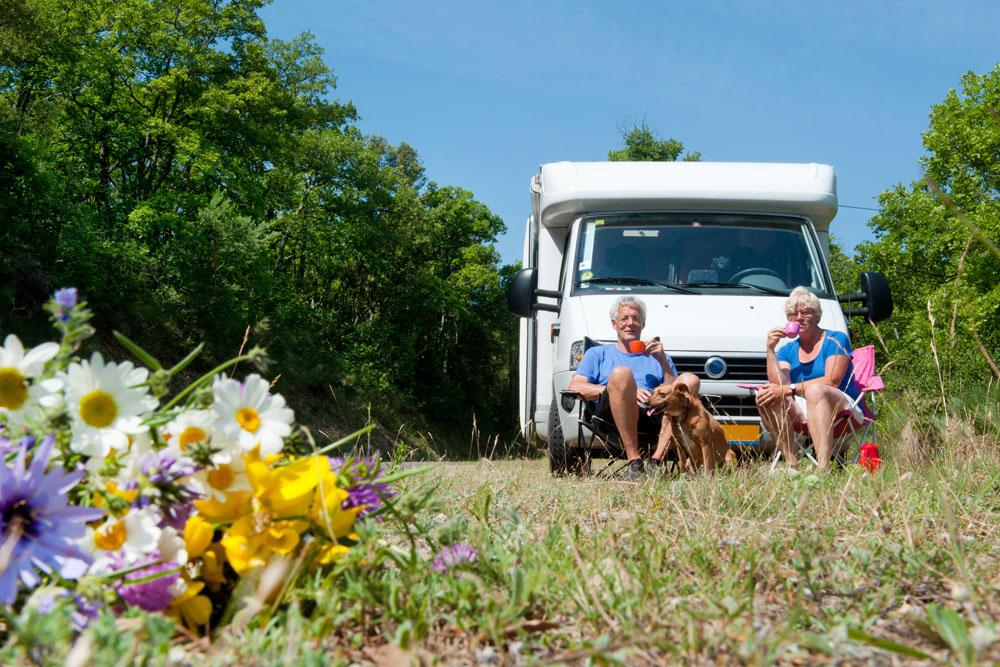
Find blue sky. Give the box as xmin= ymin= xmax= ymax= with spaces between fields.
xmin=260 ymin=0 xmax=1000 ymax=266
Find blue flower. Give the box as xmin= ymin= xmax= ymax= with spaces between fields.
xmin=0 ymin=435 xmax=104 ymax=605
xmin=52 ymin=288 xmax=78 ymax=322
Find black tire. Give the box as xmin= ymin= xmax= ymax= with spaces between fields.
xmin=548 ymin=395 xmax=589 ymax=475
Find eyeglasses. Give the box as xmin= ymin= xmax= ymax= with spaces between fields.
xmin=787 ymin=309 xmax=816 ymax=319
xmin=616 ymin=315 xmax=644 ymax=325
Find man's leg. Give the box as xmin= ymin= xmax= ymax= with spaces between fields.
xmin=607 ymin=366 xmax=641 ymax=462
xmin=676 ymin=372 xmax=701 ymax=395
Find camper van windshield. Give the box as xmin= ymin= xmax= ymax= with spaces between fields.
xmin=572 ymin=214 xmax=830 ymax=296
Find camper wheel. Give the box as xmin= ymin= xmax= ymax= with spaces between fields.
xmin=547 ymin=396 xmax=588 ymax=475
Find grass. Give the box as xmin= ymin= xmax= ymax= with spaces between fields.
xmin=3 ymin=390 xmax=999 ymax=665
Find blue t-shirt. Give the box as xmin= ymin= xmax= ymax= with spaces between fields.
xmin=776 ymin=330 xmax=859 ymax=400
xmin=575 ymin=345 xmax=678 ymax=393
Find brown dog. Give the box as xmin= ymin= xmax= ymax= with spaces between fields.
xmin=647 ymin=382 xmax=737 ymax=473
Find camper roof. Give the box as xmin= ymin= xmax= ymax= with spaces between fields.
xmin=531 ymin=161 xmax=838 ymax=231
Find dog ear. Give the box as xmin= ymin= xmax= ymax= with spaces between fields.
xmin=675 ymin=382 xmax=691 ymax=394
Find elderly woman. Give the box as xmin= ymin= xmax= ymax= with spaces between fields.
xmin=756 ymin=286 xmax=862 ymax=470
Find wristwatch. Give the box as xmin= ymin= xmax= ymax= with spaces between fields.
xmin=789 ymin=383 xmax=797 ymax=397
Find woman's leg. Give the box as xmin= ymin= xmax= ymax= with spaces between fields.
xmin=757 ymin=392 xmax=802 ymax=465
xmin=802 ymin=384 xmax=854 ymax=470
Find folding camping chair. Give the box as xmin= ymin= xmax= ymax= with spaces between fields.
xmin=559 ymin=338 xmax=679 ymax=479
xmin=768 ymin=345 xmax=884 ymax=470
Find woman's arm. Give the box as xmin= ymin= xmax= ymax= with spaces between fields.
xmin=765 ymin=327 xmax=791 ymax=384
xmin=759 ymin=327 xmax=793 ymax=406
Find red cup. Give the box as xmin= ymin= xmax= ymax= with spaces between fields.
xmin=784 ymin=321 xmax=800 ymax=338
xmin=859 ymin=443 xmax=881 ymax=473
xmin=629 ymin=340 xmax=645 ymax=354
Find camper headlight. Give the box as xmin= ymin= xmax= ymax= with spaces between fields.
xmin=570 ymin=340 xmax=585 ymax=370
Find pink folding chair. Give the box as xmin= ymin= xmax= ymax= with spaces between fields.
xmin=768 ymin=345 xmax=884 ymax=469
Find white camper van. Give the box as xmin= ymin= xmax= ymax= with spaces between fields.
xmin=508 ymin=161 xmax=892 ymax=473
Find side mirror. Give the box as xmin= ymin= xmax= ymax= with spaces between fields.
xmin=508 ymin=268 xmax=561 ymax=318
xmin=508 ymin=268 xmax=538 ymax=318
xmin=838 ymin=271 xmax=893 ymax=324
xmin=859 ymin=271 xmax=893 ymax=323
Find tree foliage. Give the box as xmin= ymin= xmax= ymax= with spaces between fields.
xmin=0 ymin=0 xmax=516 ymax=445
xmin=853 ymin=65 xmax=1000 ymax=389
xmin=608 ymin=120 xmax=701 ymax=162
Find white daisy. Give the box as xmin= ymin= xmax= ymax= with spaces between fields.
xmin=212 ymin=374 xmax=294 ymax=455
xmin=59 ymin=352 xmax=158 ymax=463
xmin=92 ymin=506 xmax=162 ymax=559
xmin=188 ymin=449 xmax=252 ymax=501
xmin=0 ymin=334 xmax=63 ymax=427
xmin=162 ymin=409 xmax=220 ymax=454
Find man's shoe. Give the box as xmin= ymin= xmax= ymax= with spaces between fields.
xmin=626 ymin=458 xmax=644 ymax=481
xmin=647 ymin=457 xmax=667 ymax=480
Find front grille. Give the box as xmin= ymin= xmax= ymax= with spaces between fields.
xmin=671 ymin=355 xmax=767 ymax=382
xmin=700 ymin=394 xmax=760 ymax=420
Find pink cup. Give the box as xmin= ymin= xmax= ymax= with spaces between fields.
xmin=629 ymin=340 xmax=645 ymax=354
xmin=784 ymin=321 xmax=800 ymax=338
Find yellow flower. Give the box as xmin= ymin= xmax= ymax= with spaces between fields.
xmin=184 ymin=515 xmax=214 ymax=559
xmin=245 ymin=452 xmax=323 ymax=518
xmin=167 ymin=579 xmax=213 ymax=632
xmin=220 ymin=513 xmax=308 ymax=576
xmin=201 ymin=544 xmax=228 ymax=589
xmin=315 ymin=542 xmax=350 ymax=566
xmin=310 ymin=468 xmax=363 ymax=540
xmin=194 ymin=491 xmax=253 ymax=523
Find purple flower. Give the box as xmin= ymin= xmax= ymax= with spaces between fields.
xmin=71 ymin=593 xmax=101 ymax=629
xmin=123 ymin=450 xmax=201 ymax=527
xmin=329 ymin=453 xmax=395 ymax=518
xmin=0 ymin=432 xmax=14 ymax=457
xmin=0 ymin=435 xmax=104 ymax=605
xmin=111 ymin=550 xmax=179 ymax=612
xmin=431 ymin=544 xmax=478 ymax=574
xmin=34 ymin=590 xmax=58 ymax=614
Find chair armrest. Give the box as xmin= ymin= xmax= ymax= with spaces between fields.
xmin=560 ymin=390 xmax=585 ymax=412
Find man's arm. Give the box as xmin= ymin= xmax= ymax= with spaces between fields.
xmin=567 ymin=373 xmax=604 ymax=401
xmin=644 ymin=338 xmax=677 ymax=385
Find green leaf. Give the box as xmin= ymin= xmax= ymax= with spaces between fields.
xmin=167 ymin=342 xmax=204 ymax=375
xmin=926 ymin=604 xmax=974 ymax=664
xmin=847 ymin=627 xmax=933 ymax=660
xmin=113 ymin=330 xmax=163 ymax=370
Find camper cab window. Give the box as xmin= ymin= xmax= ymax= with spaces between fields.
xmin=572 ymin=213 xmax=830 ymax=295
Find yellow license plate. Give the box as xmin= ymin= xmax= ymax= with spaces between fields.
xmin=723 ymin=424 xmax=760 ymax=446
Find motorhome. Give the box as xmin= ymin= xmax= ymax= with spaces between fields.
xmin=508 ymin=161 xmax=891 ymax=472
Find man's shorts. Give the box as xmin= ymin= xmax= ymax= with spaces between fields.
xmin=590 ymin=389 xmax=663 ymax=437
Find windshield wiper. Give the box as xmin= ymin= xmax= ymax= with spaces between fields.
xmin=576 ymin=276 xmax=697 ymax=294
xmin=687 ymin=281 xmax=790 ymax=296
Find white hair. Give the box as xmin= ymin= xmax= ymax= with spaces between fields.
xmin=785 ymin=286 xmax=822 ymax=318
xmin=610 ymin=295 xmax=647 ymax=321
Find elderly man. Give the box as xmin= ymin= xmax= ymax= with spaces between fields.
xmin=568 ymin=295 xmax=701 ymax=480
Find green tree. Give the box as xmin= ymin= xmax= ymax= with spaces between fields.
xmin=854 ymin=65 xmax=1000 ymax=389
xmin=608 ymin=120 xmax=701 ymax=162
xmin=0 ymin=0 xmax=517 ymax=449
